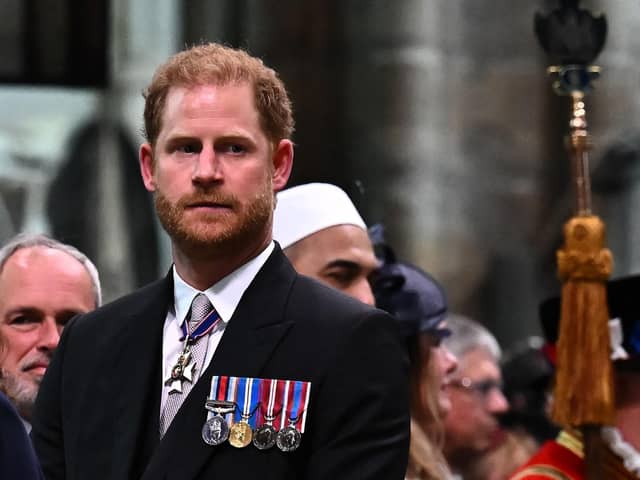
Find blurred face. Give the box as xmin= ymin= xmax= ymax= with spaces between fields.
xmin=0 ymin=247 xmax=95 ymax=420
xmin=139 ymin=83 xmax=293 ymax=259
xmin=443 ymin=348 xmax=509 ymax=461
xmin=421 ymin=333 xmax=458 ymax=416
xmin=285 ymin=225 xmax=378 ymax=305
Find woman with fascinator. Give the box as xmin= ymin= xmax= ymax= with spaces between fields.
xmin=370 ymin=227 xmax=458 ymax=480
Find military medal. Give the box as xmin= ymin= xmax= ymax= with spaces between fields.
xmin=253 ymin=379 xmax=283 ymax=450
xmin=164 ymin=339 xmax=195 ymax=394
xmin=164 ymin=302 xmax=221 ymax=395
xmin=202 ymin=376 xmax=237 ymax=446
xmin=229 ymin=418 xmax=253 ymax=448
xmin=276 ymin=422 xmax=302 ymax=452
xmin=202 ymin=401 xmax=235 ymax=446
xmin=276 ymin=379 xmax=311 ymax=453
xmin=202 ymin=376 xmax=312 ymax=451
xmin=229 ymin=377 xmax=260 ymax=448
xmin=253 ymin=420 xmax=278 ymax=450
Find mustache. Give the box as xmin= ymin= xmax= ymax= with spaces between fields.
xmin=177 ymin=191 xmax=239 ymax=208
xmin=20 ymin=351 xmax=53 ymax=372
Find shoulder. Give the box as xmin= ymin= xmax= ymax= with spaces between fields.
xmin=288 ymin=274 xmax=396 ymax=334
xmin=70 ymin=275 xmax=171 ymax=331
xmin=509 ymin=439 xmax=583 ymax=480
xmin=0 ymin=391 xmax=21 ymax=424
xmin=0 ymin=392 xmax=42 ymax=479
xmin=290 ymin=274 xmax=384 ymax=318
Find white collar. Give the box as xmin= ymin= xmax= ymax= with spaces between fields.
xmin=602 ymin=426 xmax=640 ymax=475
xmin=21 ymin=416 xmax=31 ymax=433
xmin=172 ymin=242 xmax=274 ymax=326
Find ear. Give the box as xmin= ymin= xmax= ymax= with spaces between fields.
xmin=139 ymin=143 xmax=157 ymax=192
xmin=271 ymin=139 xmax=294 ymax=192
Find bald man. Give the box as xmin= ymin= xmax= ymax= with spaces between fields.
xmin=0 ymin=234 xmax=100 ymax=428
xmin=273 ymin=183 xmax=379 ymax=305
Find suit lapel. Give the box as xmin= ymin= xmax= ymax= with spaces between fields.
xmin=109 ymin=274 xmax=173 ymax=479
xmin=142 ymin=247 xmax=297 ymax=480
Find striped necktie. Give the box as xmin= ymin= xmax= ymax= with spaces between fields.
xmin=160 ymin=293 xmax=218 ymax=437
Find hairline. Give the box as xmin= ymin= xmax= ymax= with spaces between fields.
xmin=442 ymin=314 xmax=502 ymax=362
xmin=0 ymin=233 xmax=102 ymax=307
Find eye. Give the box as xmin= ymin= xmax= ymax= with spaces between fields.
xmin=7 ymin=313 xmax=40 ymax=330
xmin=325 ymin=269 xmax=357 ymax=287
xmin=10 ymin=314 xmax=31 ymax=325
xmin=428 ymin=336 xmax=444 ymax=348
xmin=219 ymin=143 xmax=247 ymax=155
xmin=176 ymin=143 xmax=200 ymax=154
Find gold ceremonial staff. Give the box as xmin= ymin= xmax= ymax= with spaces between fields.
xmin=534 ymin=2 xmax=613 ymax=479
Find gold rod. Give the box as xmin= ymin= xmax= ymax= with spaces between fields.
xmin=568 ymin=91 xmax=592 ymax=216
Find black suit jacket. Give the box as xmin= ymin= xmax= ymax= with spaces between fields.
xmin=31 ymin=247 xmax=410 ymax=479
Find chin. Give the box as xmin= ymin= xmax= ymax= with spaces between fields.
xmin=438 ymin=396 xmax=452 ymax=418
xmin=1 ymin=374 xmax=38 ymax=420
xmin=438 ymin=405 xmax=451 ymax=419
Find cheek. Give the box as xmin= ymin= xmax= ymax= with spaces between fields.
xmin=0 ymin=333 xmax=31 ymax=365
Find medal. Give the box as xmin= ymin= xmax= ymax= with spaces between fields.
xmin=164 ymin=302 xmax=221 ymax=395
xmin=202 ymin=412 xmax=230 ymax=446
xmin=253 ymin=420 xmax=278 ymax=450
xmin=229 ymin=420 xmax=253 ymax=448
xmin=253 ymin=379 xmax=283 ymax=450
xmin=229 ymin=377 xmax=260 ymax=449
xmin=202 ymin=376 xmax=237 ymax=446
xmin=276 ymin=379 xmax=311 ymax=453
xmin=202 ymin=375 xmax=312 ymax=451
xmin=164 ymin=341 xmax=195 ymax=394
xmin=276 ymin=422 xmax=302 ymax=452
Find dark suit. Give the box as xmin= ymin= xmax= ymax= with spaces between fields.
xmin=0 ymin=391 xmax=43 ymax=479
xmin=32 ymin=246 xmax=410 ymax=479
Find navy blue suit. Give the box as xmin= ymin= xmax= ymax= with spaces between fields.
xmin=0 ymin=391 xmax=43 ymax=479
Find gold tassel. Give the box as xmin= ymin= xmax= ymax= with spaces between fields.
xmin=552 ymin=215 xmax=615 ymax=427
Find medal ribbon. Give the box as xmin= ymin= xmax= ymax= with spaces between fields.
xmin=299 ymin=381 xmax=311 ymax=433
xmin=206 ymin=376 xmax=309 ymax=431
xmin=257 ymin=379 xmax=284 ymax=428
xmin=282 ymin=380 xmax=311 ymax=433
xmin=205 ymin=375 xmax=229 ymax=421
xmin=233 ymin=377 xmax=260 ymax=428
xmin=226 ymin=376 xmax=238 ymax=425
xmin=180 ymin=303 xmax=221 ymax=342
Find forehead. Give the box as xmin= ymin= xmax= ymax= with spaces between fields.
xmin=295 ymin=225 xmax=378 ymax=267
xmin=0 ymin=247 xmax=94 ymax=309
xmin=160 ymin=83 xmax=259 ymax=131
xmin=457 ymin=348 xmax=501 ymax=379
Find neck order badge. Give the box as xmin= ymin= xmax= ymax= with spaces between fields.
xmin=165 ymin=295 xmax=220 ymax=394
xmin=202 ymin=376 xmax=311 ymax=452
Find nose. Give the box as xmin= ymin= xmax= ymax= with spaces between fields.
xmin=443 ymin=346 xmax=458 ymax=375
xmin=487 ymin=386 xmax=509 ymax=414
xmin=38 ymin=318 xmax=61 ymax=352
xmin=351 ymin=278 xmax=375 ymax=306
xmin=192 ymin=146 xmax=222 ymax=186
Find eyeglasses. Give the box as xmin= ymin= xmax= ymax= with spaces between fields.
xmin=448 ymin=377 xmax=504 ymax=399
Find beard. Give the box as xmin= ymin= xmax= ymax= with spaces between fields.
xmin=0 ymin=367 xmax=38 ymax=422
xmin=154 ymin=181 xmax=274 ymax=258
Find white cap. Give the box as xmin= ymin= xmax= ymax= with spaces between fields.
xmin=273 ymin=183 xmax=367 ymax=249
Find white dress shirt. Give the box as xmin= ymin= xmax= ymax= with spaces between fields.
xmin=160 ymin=242 xmax=274 ymax=414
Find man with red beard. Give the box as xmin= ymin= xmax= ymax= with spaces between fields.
xmin=31 ymin=43 xmax=409 ymax=480
xmin=0 ymin=234 xmax=100 ymax=430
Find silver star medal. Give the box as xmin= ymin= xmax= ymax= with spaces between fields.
xmin=164 ymin=347 xmax=195 ymax=394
